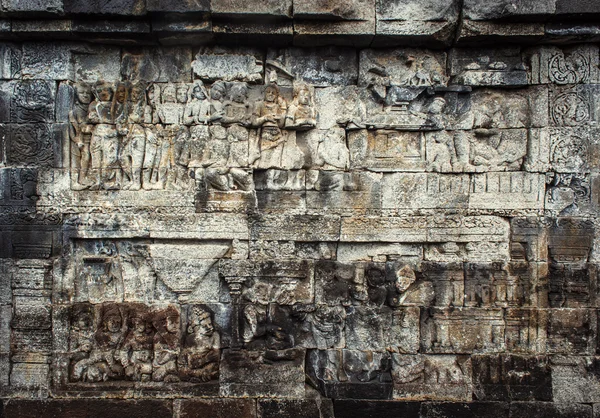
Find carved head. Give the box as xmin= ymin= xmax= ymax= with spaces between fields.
xmin=176 ymin=84 xmax=188 ymax=104
xmin=264 ymin=84 xmax=279 ymax=103
xmin=152 ymin=306 xmax=180 ymax=334
xmin=191 ymin=81 xmax=207 ymax=101
xmin=72 ymin=304 xmax=94 ymax=331
xmin=75 ymin=83 xmax=92 ymax=105
xmin=394 ymin=265 xmax=416 ymax=293
xmin=162 ymin=84 xmax=176 ymax=103
xmin=230 ymin=83 xmax=248 ymax=104
xmin=130 ymin=82 xmax=146 ymax=103
xmin=429 ymin=97 xmax=446 ymax=115
xmin=147 ymin=84 xmax=159 ymax=105
xmin=210 ymin=81 xmax=226 ymax=101
xmin=101 ymin=305 xmax=122 ymax=333
xmin=188 ymin=306 xmax=214 ymax=337
xmin=115 ymin=83 xmax=128 ymax=104
xmin=94 ymin=82 xmax=113 ymax=102
xmin=294 ymin=84 xmax=311 ymax=106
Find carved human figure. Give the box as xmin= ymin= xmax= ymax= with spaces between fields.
xmin=306 ymin=305 xmax=345 ymax=349
xmin=152 ymin=307 xmax=180 ymax=382
xmin=166 ymin=124 xmax=191 ymax=190
xmin=285 ymin=84 xmax=316 ymax=130
xmin=208 ymin=81 xmax=227 ymax=124
xmin=203 ymin=124 xmax=252 ymax=191
xmin=142 ymin=124 xmax=171 ymax=190
xmin=222 ymin=82 xmax=250 ymax=126
xmin=315 ymin=129 xmax=350 ymax=170
xmin=69 ymin=83 xmax=94 ymax=189
xmin=157 ymin=84 xmax=186 ymax=125
xmin=119 ymin=308 xmax=153 ymax=381
xmin=69 ymin=304 xmax=95 ymax=379
xmin=336 ymin=88 xmax=366 ymax=130
xmin=252 ymin=83 xmax=288 ymax=169
xmin=178 ymin=306 xmax=220 ymax=383
xmin=120 ymin=82 xmax=147 ymax=190
xmin=184 ymin=81 xmax=211 ymax=126
xmin=72 ymin=304 xmax=126 ymax=382
xmin=242 ymin=281 xmax=293 ymax=350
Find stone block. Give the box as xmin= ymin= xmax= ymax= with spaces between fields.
xmin=72 ymin=45 xmax=121 ymax=83
xmin=529 ymin=45 xmax=600 ymax=85
xmin=21 ymin=43 xmax=73 ymax=80
xmin=420 ymin=402 xmax=509 ymax=418
xmin=9 ymin=362 xmax=49 ymax=389
xmin=509 ymin=402 xmax=592 ymax=418
xmin=122 ymin=47 xmax=192 ymax=83
xmin=421 ymin=307 xmax=505 ymax=354
xmin=306 ymin=349 xmax=394 ymax=400
xmin=63 ymin=0 xmax=146 ymax=15
xmin=3 ymin=400 xmax=173 ymax=418
xmin=547 ymin=308 xmax=597 ymax=354
xmin=391 ymin=354 xmax=473 ymax=401
xmin=469 ymin=172 xmax=545 ymax=211
xmin=550 ymin=85 xmax=600 ymax=128
xmin=552 ymin=356 xmax=600 ymax=404
xmin=472 ymin=354 xmax=552 ymax=401
xmin=267 ymin=47 xmax=358 ymax=87
xmin=333 ymin=400 xmax=421 ymax=418
xmin=258 ymin=399 xmax=334 ymax=418
xmin=359 ymin=48 xmax=448 ymax=88
xmin=345 ymin=306 xmax=419 ymax=353
xmin=212 ymin=22 xmax=291 ymax=47
xmin=450 ymin=47 xmax=528 ymax=87
xmin=463 ymin=0 xmax=555 ymax=20
xmin=192 ymin=47 xmax=262 ymax=83
xmin=146 ymin=0 xmax=210 ymax=12
xmin=211 ymin=0 xmax=292 ymax=18
xmin=180 ymin=399 xmax=256 ymax=418
xmin=381 ymin=173 xmax=470 ymax=210
xmin=251 ymin=214 xmax=341 ymax=241
xmin=505 ymin=308 xmax=548 ymax=353
xmin=293 ymin=21 xmax=375 ymax=48
xmin=375 ymin=0 xmax=460 ymax=47
xmin=220 ymin=349 xmax=305 ymax=398
xmin=2 ymin=0 xmax=62 ymax=14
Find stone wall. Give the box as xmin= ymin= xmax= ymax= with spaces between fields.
xmin=1 ymin=1 xmax=600 ymax=417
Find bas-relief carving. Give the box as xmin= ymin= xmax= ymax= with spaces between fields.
xmin=67 ymin=303 xmax=220 ymax=385
xmin=8 ymin=41 xmax=600 ymax=404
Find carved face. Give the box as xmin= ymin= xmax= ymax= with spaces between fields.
xmin=265 ymin=86 xmax=278 ymax=103
xmin=230 ymin=85 xmax=247 ymax=104
xmin=76 ymin=86 xmax=92 ymax=104
xmin=211 ymin=86 xmax=225 ymax=101
xmin=176 ymin=87 xmax=188 ymax=104
xmin=254 ymin=282 xmax=271 ymax=305
xmin=97 ymin=86 xmax=113 ymax=102
xmin=193 ymin=85 xmax=206 ymax=100
xmin=163 ymin=86 xmax=176 ymax=103
xmin=130 ymin=85 xmax=144 ymax=102
xmin=189 ymin=311 xmax=214 ymax=337
xmin=298 ymin=88 xmax=310 ymax=105
xmin=429 ymin=98 xmax=445 ymax=114
xmin=131 ymin=317 xmax=146 ymax=333
xmin=104 ymin=314 xmax=122 ymax=333
xmin=115 ymin=85 xmax=127 ymax=103
xmin=165 ymin=314 xmax=179 ymax=333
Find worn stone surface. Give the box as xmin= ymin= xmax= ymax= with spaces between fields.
xmin=0 ymin=3 xmax=599 ymax=416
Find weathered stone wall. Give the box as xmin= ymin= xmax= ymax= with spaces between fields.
xmin=1 ymin=1 xmax=600 ymax=417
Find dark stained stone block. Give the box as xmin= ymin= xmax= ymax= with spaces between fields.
xmin=333 ymin=400 xmax=421 ymax=418
xmin=421 ymin=402 xmax=509 ymax=418
xmin=180 ymin=399 xmax=256 ymax=418
xmin=258 ymin=399 xmax=334 ymax=418
xmin=3 ymin=400 xmax=172 ymax=418
xmin=509 ymin=402 xmax=592 ymax=418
